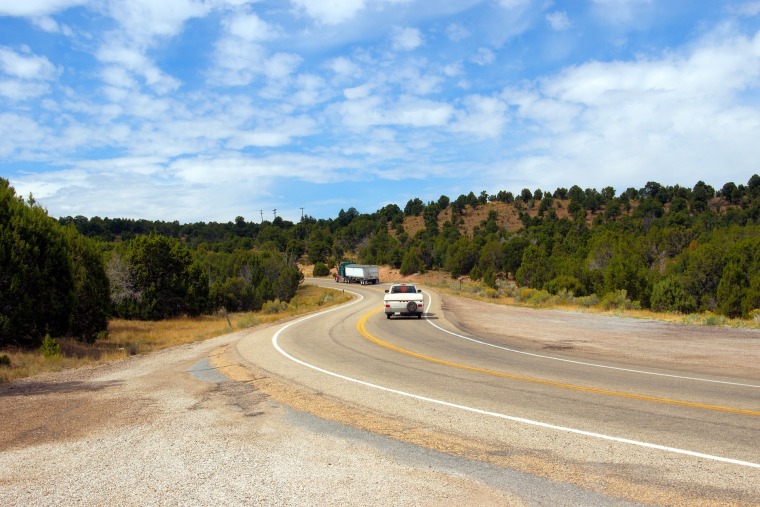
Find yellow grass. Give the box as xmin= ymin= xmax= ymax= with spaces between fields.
xmin=0 ymin=286 xmax=352 ymax=385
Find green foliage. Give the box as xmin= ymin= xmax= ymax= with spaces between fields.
xmin=599 ymin=290 xmax=639 ymax=311
xmin=47 ymin=173 xmax=760 ymax=324
xmin=650 ymin=276 xmax=697 ymax=313
xmin=313 ymin=262 xmax=330 ymax=276
xmin=0 ymin=179 xmax=110 ymax=347
xmin=544 ymin=275 xmax=584 ymax=296
xmin=40 ymin=334 xmax=61 ymax=358
xmin=262 ymin=298 xmax=289 ymax=314
xmin=400 ymin=247 xmax=424 ymax=275
xmin=0 ymin=354 xmax=10 ymax=367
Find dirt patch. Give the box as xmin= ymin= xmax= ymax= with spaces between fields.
xmin=439 ymin=295 xmax=760 ymax=379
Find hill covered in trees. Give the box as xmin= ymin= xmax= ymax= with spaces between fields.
xmin=3 ymin=175 xmax=760 ymax=349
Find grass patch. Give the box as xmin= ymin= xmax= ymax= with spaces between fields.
xmin=0 ymin=286 xmax=351 ymax=385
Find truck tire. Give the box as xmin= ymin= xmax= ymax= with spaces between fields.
xmin=406 ymin=301 xmax=417 ymax=313
xmin=417 ymin=313 xmax=422 ymax=319
xmin=386 ymin=313 xmax=391 ymax=319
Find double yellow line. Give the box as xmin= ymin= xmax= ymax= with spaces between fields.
xmin=357 ymin=306 xmax=760 ymax=417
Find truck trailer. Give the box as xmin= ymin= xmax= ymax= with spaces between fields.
xmin=337 ymin=262 xmax=380 ymax=285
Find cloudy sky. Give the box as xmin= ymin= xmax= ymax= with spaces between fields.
xmin=2 ymin=1 xmax=760 ymax=223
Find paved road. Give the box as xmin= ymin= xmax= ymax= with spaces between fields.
xmin=230 ymin=281 xmax=760 ymax=505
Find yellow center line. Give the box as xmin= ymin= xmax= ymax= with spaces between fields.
xmin=357 ymin=306 xmax=760 ymax=417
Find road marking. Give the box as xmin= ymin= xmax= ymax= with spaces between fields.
xmin=271 ymin=295 xmax=760 ymax=469
xmin=422 ymin=297 xmax=760 ymax=389
xmin=359 ymin=307 xmax=760 ymax=417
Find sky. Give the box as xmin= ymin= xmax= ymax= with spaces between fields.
xmin=2 ymin=1 xmax=760 ymax=223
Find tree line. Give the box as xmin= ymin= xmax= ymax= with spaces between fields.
xmin=4 ymin=174 xmax=759 ymax=349
xmin=1 ymin=178 xmax=303 ymax=348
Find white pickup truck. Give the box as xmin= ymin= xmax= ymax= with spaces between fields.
xmin=383 ymin=283 xmax=424 ymax=319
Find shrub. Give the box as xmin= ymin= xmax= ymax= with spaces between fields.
xmin=495 ymin=279 xmax=518 ymax=297
xmin=481 ymin=287 xmax=499 ymax=298
xmin=555 ymin=288 xmax=575 ymax=305
xmin=651 ymin=277 xmax=696 ymax=313
xmin=544 ymin=275 xmax=584 ymax=296
xmin=0 ymin=354 xmax=10 ymax=367
xmin=599 ymin=290 xmax=640 ymax=311
xmin=527 ymin=289 xmax=552 ymax=306
xmin=749 ymin=309 xmax=760 ymax=324
xmin=40 ymin=334 xmax=61 ymax=358
xmin=482 ymin=269 xmax=497 ymax=289
xmin=516 ymin=287 xmax=538 ymax=302
xmin=312 ymin=262 xmax=330 ymax=277
xmin=262 ymin=298 xmax=289 ymax=314
xmin=576 ymin=294 xmax=600 ymax=307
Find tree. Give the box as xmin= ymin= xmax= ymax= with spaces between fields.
xmin=1 ymin=178 xmax=109 ymax=346
xmin=400 ymin=247 xmax=424 ymax=275
xmin=64 ymin=227 xmax=111 ymax=342
xmin=121 ymin=234 xmax=193 ymax=320
xmin=650 ymin=276 xmax=696 ymax=313
xmin=404 ymin=198 xmax=425 ymax=216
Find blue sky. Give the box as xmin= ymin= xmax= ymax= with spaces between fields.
xmin=2 ymin=1 xmax=760 ymax=223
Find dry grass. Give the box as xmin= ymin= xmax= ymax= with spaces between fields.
xmin=0 ymin=285 xmax=352 ymax=385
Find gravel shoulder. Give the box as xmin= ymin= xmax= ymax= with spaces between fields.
xmin=0 ymin=327 xmax=522 ymax=506
xmin=439 ymin=295 xmax=760 ymax=380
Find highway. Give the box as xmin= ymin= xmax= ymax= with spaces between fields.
xmin=232 ymin=281 xmax=760 ymax=504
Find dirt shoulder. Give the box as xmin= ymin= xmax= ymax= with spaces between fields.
xmin=438 ymin=293 xmax=760 ymax=380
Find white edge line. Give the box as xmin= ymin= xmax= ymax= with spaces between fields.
xmin=423 ymin=297 xmax=760 ymax=389
xmin=271 ymin=288 xmax=760 ymax=469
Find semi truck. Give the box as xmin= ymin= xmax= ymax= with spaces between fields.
xmin=337 ymin=262 xmax=380 ymax=285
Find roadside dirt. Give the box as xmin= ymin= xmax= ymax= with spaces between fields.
xmin=438 ymin=295 xmax=760 ymax=380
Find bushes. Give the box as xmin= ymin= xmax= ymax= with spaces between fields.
xmin=651 ymin=277 xmax=697 ymax=313
xmin=1 ymin=178 xmax=110 ymax=347
xmin=313 ymin=262 xmax=330 ymax=277
xmin=40 ymin=334 xmax=61 ymax=358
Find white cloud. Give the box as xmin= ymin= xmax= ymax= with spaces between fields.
xmin=106 ymin=0 xmax=210 ymax=42
xmin=471 ymin=47 xmax=495 ymax=66
xmin=391 ymin=26 xmax=423 ymax=51
xmin=0 ymin=80 xmax=51 ymax=100
xmin=393 ymin=96 xmax=452 ymax=127
xmin=446 ymin=23 xmax=469 ymax=42
xmin=225 ymin=12 xmax=275 ymax=41
xmin=0 ymin=47 xmax=57 ymax=80
xmin=327 ymin=56 xmax=362 ymax=79
xmin=97 ymin=43 xmax=181 ymax=93
xmin=290 ymin=0 xmax=367 ymax=25
xmin=31 ymin=16 xmax=73 ymax=35
xmin=343 ymin=83 xmax=373 ymax=99
xmin=502 ymin=28 xmax=760 ymax=191
xmin=730 ymin=1 xmax=760 ymax=17
xmin=210 ymin=11 xmax=301 ymax=88
xmin=451 ymin=95 xmax=507 ymax=138
xmin=546 ymin=11 xmax=571 ymax=31
xmin=0 ymin=0 xmax=87 ymax=17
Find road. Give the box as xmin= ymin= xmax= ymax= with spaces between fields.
xmin=225 ymin=281 xmax=760 ymax=505
xmin=2 ymin=280 xmax=759 ymax=506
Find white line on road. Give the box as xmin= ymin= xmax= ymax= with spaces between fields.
xmin=423 ymin=297 xmax=760 ymax=389
xmin=272 ymin=290 xmax=760 ymax=469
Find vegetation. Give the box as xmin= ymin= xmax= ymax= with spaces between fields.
xmin=3 ymin=174 xmax=760 ymax=358
xmin=0 ymin=285 xmax=352 ymax=384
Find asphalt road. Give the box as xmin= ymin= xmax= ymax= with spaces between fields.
xmin=232 ymin=281 xmax=760 ymax=505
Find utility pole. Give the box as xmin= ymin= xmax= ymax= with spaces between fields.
xmin=260 ymin=210 xmax=263 ymax=223
xmin=273 ymin=209 xmax=277 ymax=220
xmin=300 ymin=207 xmax=305 ymax=220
